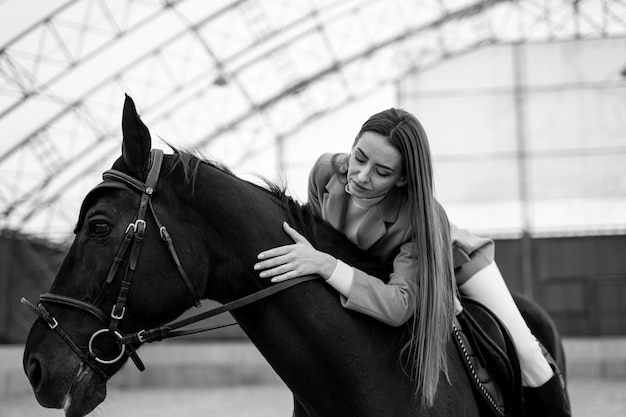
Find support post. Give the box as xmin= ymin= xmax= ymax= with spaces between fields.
xmin=513 ymin=41 xmax=534 ymax=298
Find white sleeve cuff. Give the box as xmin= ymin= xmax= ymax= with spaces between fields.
xmin=326 ymin=259 xmax=353 ymax=298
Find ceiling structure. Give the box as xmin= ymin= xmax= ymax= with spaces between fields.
xmin=1 ymin=0 xmax=625 ymax=244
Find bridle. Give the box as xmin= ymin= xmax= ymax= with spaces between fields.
xmin=22 ymin=149 xmax=316 ymax=380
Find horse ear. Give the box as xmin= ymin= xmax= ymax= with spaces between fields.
xmin=121 ymin=94 xmax=152 ymax=179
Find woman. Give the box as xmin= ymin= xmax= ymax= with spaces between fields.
xmin=254 ymin=108 xmax=569 ymax=415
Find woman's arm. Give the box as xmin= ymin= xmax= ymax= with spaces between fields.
xmin=255 ymin=222 xmax=337 ymax=281
xmin=255 ymin=224 xmax=417 ymax=327
xmin=449 ymin=222 xmax=495 ymax=286
xmin=339 ymin=239 xmax=417 ymax=326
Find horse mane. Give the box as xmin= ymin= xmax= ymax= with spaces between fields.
xmin=169 ymin=147 xmax=319 ymax=242
xmin=168 ymin=147 xmax=233 ymax=186
xmin=168 ymin=147 xmax=392 ymax=282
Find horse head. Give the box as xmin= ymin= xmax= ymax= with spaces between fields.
xmin=21 ymin=95 xmax=223 ymax=417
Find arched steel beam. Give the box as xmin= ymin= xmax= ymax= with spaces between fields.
xmin=8 ymin=0 xmax=625 ymax=225
xmin=10 ymin=35 xmax=506 ymax=227
xmin=0 ymin=0 xmax=189 ymax=119
xmin=5 ymin=0 xmax=626 ymax=235
xmin=0 ymin=0 xmax=389 ymax=215
xmin=0 ymin=0 xmax=251 ymax=168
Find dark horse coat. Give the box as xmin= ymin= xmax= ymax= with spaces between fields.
xmin=22 ymin=95 xmax=566 ymax=417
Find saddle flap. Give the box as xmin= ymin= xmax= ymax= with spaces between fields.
xmin=453 ymin=297 xmax=524 ymax=417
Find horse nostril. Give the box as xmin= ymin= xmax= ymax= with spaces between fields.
xmin=24 ymin=354 xmax=65 ymax=409
xmin=27 ymin=357 xmax=43 ymax=390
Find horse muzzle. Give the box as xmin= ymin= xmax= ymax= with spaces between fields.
xmin=23 ymin=320 xmax=107 ymax=416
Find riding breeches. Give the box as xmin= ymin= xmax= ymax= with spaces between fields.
xmin=458 ymin=262 xmax=554 ymax=387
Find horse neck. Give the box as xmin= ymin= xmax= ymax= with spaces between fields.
xmin=188 ymin=165 xmax=303 ymax=299
xmin=185 ymin=163 xmax=467 ymax=416
xmin=187 ymin=166 xmax=401 ymax=383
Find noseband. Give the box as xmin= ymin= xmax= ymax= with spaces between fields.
xmin=22 ymin=149 xmax=317 ymax=380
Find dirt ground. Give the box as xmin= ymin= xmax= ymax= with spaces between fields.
xmin=2 ymin=378 xmax=625 ymax=416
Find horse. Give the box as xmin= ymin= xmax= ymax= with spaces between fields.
xmin=22 ymin=95 xmax=567 ymax=417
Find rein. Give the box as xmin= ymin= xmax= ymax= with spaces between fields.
xmin=21 ymin=149 xmax=318 ymax=380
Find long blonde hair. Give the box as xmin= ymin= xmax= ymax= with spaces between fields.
xmin=355 ymin=108 xmax=456 ymax=407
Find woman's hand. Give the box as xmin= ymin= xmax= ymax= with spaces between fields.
xmin=255 ymin=222 xmax=337 ymax=283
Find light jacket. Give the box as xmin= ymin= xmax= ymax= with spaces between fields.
xmin=308 ymin=153 xmax=494 ymax=326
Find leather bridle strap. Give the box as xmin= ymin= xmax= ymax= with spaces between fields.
xmin=39 ymin=293 xmax=109 ymax=323
xmin=102 ymin=154 xmax=201 ymax=309
xmin=148 ymin=199 xmax=201 ymax=308
xmin=107 ymin=151 xmax=163 ymax=335
xmin=21 ymin=296 xmax=110 ymax=380
xmin=93 ymin=224 xmax=135 ymax=307
xmin=121 ymin=275 xmax=319 ymax=344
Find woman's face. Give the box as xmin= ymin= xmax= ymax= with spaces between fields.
xmin=347 ymin=131 xmax=406 ymax=199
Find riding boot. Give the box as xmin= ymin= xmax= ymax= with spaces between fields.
xmin=522 ymin=373 xmax=571 ymax=417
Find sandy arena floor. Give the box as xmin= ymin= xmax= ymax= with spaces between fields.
xmin=2 ymin=378 xmax=626 ymax=417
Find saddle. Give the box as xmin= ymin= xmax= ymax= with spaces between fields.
xmin=452 ymin=297 xmax=524 ymax=417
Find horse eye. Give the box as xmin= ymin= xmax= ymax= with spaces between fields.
xmin=91 ymin=222 xmax=111 ymax=236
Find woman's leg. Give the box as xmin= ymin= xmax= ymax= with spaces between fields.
xmin=458 ymin=261 xmax=570 ymax=416
xmin=458 ymin=261 xmax=552 ymax=387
